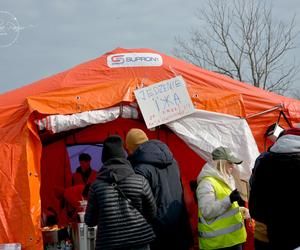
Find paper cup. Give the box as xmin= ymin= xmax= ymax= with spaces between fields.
xmin=79 ymin=200 xmax=87 ymax=211
xmin=79 ymin=200 xmax=87 ymax=206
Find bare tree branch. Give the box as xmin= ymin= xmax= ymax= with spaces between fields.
xmin=173 ymin=0 xmax=299 ymax=95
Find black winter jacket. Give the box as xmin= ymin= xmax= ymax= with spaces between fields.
xmin=128 ymin=140 xmax=192 ymax=250
xmin=249 ymin=134 xmax=300 ymax=250
xmin=84 ymin=158 xmax=156 ymax=250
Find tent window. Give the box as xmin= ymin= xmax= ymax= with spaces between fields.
xmin=67 ymin=144 xmax=103 ymax=173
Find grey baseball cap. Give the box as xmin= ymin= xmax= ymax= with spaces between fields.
xmin=212 ymin=146 xmax=243 ymax=164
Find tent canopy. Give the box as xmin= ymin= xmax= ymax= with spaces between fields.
xmin=0 ymin=47 xmax=299 ymax=249
xmin=1 ymin=47 xmax=299 ymax=144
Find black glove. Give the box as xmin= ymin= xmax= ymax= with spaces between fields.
xmin=229 ymin=189 xmax=242 ymax=203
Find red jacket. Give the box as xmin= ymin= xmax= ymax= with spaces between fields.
xmin=72 ymin=167 xmax=97 ymax=185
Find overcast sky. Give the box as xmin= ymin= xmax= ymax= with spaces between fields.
xmin=1 ymin=0 xmax=300 ymax=95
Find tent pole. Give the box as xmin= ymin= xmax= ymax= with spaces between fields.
xmin=245 ymin=104 xmax=282 ymax=119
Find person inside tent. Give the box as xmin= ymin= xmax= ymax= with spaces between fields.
xmin=196 ymin=146 xmax=248 ymax=250
xmin=72 ymin=153 xmax=97 ymax=186
xmin=125 ymin=128 xmax=193 ymax=250
xmin=48 ymin=153 xmax=97 ymax=225
xmin=249 ymin=128 xmax=300 ymax=250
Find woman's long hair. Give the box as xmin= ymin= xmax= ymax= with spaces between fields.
xmin=212 ymin=159 xmax=235 ymax=189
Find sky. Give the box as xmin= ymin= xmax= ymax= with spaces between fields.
xmin=1 ymin=0 xmax=300 ymax=95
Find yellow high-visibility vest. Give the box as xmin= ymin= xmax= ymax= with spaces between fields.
xmin=198 ymin=176 xmax=246 ymax=249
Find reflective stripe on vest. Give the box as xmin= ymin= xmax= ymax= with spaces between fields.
xmin=199 ymin=207 xmax=240 ymax=225
xmin=198 ymin=176 xmax=246 ymax=249
xmin=199 ymin=221 xmax=243 ymax=238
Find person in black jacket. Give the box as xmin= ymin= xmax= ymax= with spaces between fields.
xmin=84 ymin=135 xmax=156 ymax=250
xmin=248 ymin=151 xmax=270 ymax=250
xmin=125 ymin=128 xmax=193 ymax=250
xmin=249 ymin=128 xmax=300 ymax=250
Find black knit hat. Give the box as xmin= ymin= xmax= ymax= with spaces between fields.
xmin=101 ymin=135 xmax=126 ymax=163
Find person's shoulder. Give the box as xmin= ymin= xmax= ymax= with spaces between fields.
xmin=197 ymin=177 xmax=214 ymax=192
xmin=148 ymin=139 xmax=169 ymax=148
xmin=75 ymin=166 xmax=81 ymax=172
xmin=129 ymin=172 xmax=145 ymax=180
xmin=142 ymin=139 xmax=167 ymax=149
xmin=90 ymin=178 xmax=106 ymax=189
xmin=91 ymin=169 xmax=98 ymax=174
xmin=146 ymin=140 xmax=173 ymax=157
xmin=72 ymin=170 xmax=80 ymax=177
xmin=133 ymin=163 xmax=150 ymax=173
xmin=255 ymin=151 xmax=272 ymax=164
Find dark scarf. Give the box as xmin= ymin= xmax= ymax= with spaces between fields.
xmin=76 ymin=166 xmax=92 ymax=183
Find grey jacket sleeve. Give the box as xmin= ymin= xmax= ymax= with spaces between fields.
xmin=84 ymin=185 xmax=98 ymax=227
xmin=196 ymin=179 xmax=232 ymax=220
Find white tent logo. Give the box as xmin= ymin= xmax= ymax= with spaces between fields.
xmin=107 ymin=53 xmax=163 ymax=68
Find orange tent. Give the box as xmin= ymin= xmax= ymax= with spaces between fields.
xmin=0 ymin=47 xmax=299 ymax=249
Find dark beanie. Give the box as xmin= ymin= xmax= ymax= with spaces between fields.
xmin=101 ymin=135 xmax=126 ymax=163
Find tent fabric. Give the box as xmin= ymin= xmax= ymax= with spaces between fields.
xmin=36 ymin=107 xmax=258 ymax=181
xmin=35 ymin=106 xmax=258 ymax=202
xmin=167 ymin=109 xmax=259 ymax=181
xmin=35 ymin=105 xmax=138 ymax=133
xmin=0 ymin=47 xmax=299 ymax=249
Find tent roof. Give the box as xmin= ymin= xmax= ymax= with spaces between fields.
xmin=1 ymin=47 xmax=298 ymax=107
xmin=1 ymin=47 xmax=299 ymax=144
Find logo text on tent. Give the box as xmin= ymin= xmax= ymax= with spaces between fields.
xmin=107 ymin=53 xmax=163 ymax=68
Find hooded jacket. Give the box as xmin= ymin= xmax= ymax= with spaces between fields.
xmin=128 ymin=140 xmax=192 ymax=250
xmin=196 ymin=162 xmax=246 ymax=249
xmin=196 ymin=162 xmax=235 ymax=220
xmin=249 ymin=133 xmax=300 ymax=250
xmin=84 ymin=158 xmax=156 ymax=250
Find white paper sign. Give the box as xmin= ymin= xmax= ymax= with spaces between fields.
xmin=134 ymin=76 xmax=195 ymax=129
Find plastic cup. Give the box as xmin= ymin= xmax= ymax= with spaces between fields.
xmin=78 ymin=200 xmax=87 ymax=212
xmin=78 ymin=212 xmax=85 ymax=223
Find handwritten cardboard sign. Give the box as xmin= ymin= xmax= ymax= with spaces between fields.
xmin=134 ymin=76 xmax=195 ymax=129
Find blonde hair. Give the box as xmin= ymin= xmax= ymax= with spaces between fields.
xmin=213 ymin=159 xmax=229 ymax=176
xmin=212 ymin=159 xmax=236 ymax=189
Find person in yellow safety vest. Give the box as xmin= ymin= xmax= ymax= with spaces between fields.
xmin=196 ymin=146 xmax=248 ymax=250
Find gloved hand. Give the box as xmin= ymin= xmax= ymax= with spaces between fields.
xmin=229 ymin=189 xmax=242 ymax=203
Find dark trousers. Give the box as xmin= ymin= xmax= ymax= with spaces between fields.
xmin=217 ymin=243 xmax=243 ymax=250
xmin=254 ymin=239 xmax=270 ymax=250
xmin=126 ymin=245 xmax=150 ymax=250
